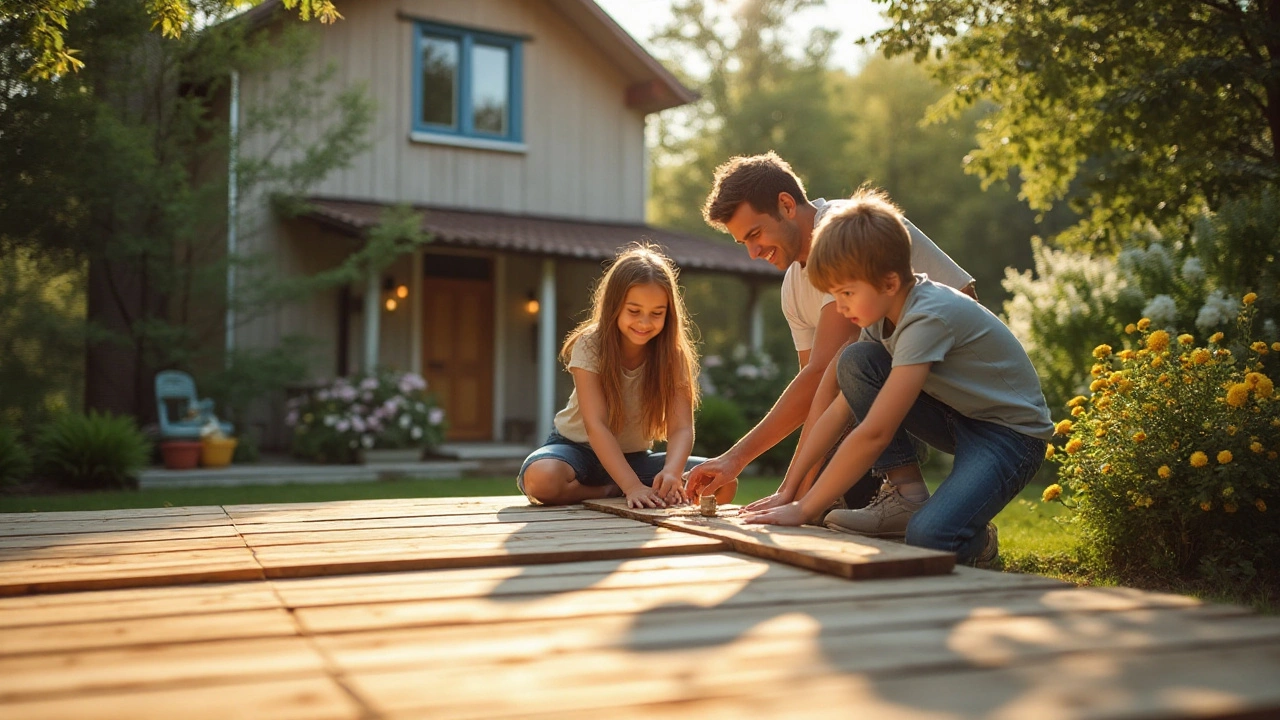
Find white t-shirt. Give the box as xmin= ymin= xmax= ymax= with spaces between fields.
xmin=553 ymin=329 xmax=651 ymax=452
xmin=781 ymin=199 xmax=974 ymax=351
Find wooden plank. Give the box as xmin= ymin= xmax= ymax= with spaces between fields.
xmin=236 ymin=507 xmax=613 ymax=535
xmin=225 ymin=496 xmax=535 ymax=523
xmin=0 ymin=547 xmax=263 ymax=596
xmin=0 ymin=675 xmax=360 ymax=720
xmin=295 ymin=580 xmax=1191 ymax=636
xmin=0 ymin=514 xmax=234 ymax=538
xmin=241 ymin=517 xmax=645 ymax=548
xmin=0 ymin=506 xmax=227 ymax=523
xmin=351 ymin=620 xmax=1280 ymax=719
xmin=0 ymin=636 xmax=327 ymax=700
xmin=0 ymin=582 xmax=281 ymax=629
xmin=224 ymin=494 xmax=528 ymax=514
xmin=0 ymin=524 xmax=242 ymax=550
xmin=0 ymin=535 xmax=248 ymax=560
xmin=254 ymin=527 xmax=726 ymax=579
xmin=0 ymin=607 xmax=299 ymax=655
xmin=585 ymin=498 xmax=954 ymax=580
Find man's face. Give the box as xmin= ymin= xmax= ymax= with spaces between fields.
xmin=723 ymin=199 xmax=804 ymax=271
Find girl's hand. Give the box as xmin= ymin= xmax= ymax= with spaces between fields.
xmin=625 ymin=485 xmax=667 ymax=509
xmin=741 ymin=501 xmax=809 ymax=527
xmin=743 ymin=491 xmax=793 ymax=513
xmin=652 ymin=469 xmax=686 ymax=505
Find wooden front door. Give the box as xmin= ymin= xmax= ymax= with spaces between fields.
xmin=422 ymin=273 xmax=494 ymax=441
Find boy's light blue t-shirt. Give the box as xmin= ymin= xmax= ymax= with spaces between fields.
xmin=861 ymin=275 xmax=1054 ymax=440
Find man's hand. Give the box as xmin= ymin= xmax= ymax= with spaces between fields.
xmin=742 ymin=491 xmax=793 ymax=513
xmin=740 ymin=501 xmax=810 ymax=527
xmin=684 ymin=454 xmax=744 ymax=499
xmin=625 ymin=484 xmax=668 ymax=509
xmin=651 ymin=469 xmax=687 ymax=506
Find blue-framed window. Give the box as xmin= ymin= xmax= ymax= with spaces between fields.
xmin=413 ymin=21 xmax=523 ymax=145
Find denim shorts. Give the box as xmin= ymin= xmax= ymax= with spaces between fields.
xmin=516 ymin=431 xmax=705 ymax=500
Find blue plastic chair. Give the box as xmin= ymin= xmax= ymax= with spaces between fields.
xmin=155 ymin=370 xmax=234 ymax=440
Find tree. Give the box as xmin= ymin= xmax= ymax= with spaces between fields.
xmin=0 ymin=0 xmax=339 ymax=78
xmin=872 ymin=0 xmax=1280 ymax=249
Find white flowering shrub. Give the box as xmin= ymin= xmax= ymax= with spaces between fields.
xmin=286 ymin=371 xmax=446 ymax=463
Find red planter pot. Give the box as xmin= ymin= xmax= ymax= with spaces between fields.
xmin=160 ymin=441 xmax=202 ymax=470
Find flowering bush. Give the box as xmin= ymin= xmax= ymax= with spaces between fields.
xmin=286 ymin=371 xmax=446 ymax=463
xmin=696 ymin=346 xmax=795 ymax=471
xmin=1043 ymin=294 xmax=1279 ymax=590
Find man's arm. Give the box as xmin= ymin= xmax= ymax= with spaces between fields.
xmin=686 ymin=302 xmax=857 ymax=497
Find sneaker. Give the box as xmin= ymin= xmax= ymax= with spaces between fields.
xmin=972 ymin=522 xmax=1000 ymax=569
xmin=823 ymin=481 xmax=924 ymax=538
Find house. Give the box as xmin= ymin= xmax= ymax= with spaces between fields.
xmin=231 ymin=0 xmax=781 ymax=449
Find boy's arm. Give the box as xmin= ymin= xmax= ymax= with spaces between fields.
xmin=743 ymin=363 xmax=932 ymax=526
xmin=654 ymin=384 xmax=695 ymax=504
xmin=571 ymin=367 xmax=666 ymax=509
xmin=769 ymin=393 xmax=853 ymax=520
xmin=686 ymin=303 xmax=858 ymax=497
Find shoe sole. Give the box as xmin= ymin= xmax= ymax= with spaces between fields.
xmin=824 ymin=522 xmax=907 ymax=539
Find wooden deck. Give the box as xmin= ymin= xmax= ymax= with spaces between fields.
xmin=2 ymin=495 xmax=1279 ymax=719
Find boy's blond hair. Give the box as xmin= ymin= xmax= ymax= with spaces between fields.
xmin=807 ymin=188 xmax=914 ymax=293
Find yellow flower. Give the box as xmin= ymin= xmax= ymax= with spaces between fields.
xmin=1191 ymin=348 xmax=1211 ymax=365
xmin=1137 ymin=318 xmax=1151 ymax=330
xmin=1251 ymin=442 xmax=1264 ymax=454
xmin=1243 ymin=292 xmax=1257 ymax=305
xmin=1253 ymin=341 xmax=1270 ymax=355
xmin=1224 ymin=502 xmax=1239 ymax=513
xmin=1071 ymin=406 xmax=1085 ymax=417
xmin=1158 ymin=465 xmax=1172 ymax=479
xmin=1218 ymin=450 xmax=1233 ymax=464
xmin=1226 ymin=383 xmax=1250 ymax=408
xmin=1190 ymin=451 xmax=1209 ymax=468
xmin=1210 ymin=332 xmax=1224 ymax=344
xmin=1095 ymin=427 xmax=1108 ymax=438
xmin=1201 ymin=501 xmax=1213 ymax=511
xmin=1151 ymin=355 xmax=1164 ymax=368
xmin=1041 ymin=484 xmax=1062 ymax=502
xmin=1096 ymin=397 xmax=1112 ymax=410
xmin=1227 ymin=425 xmax=1238 ymax=436
xmin=1067 ymin=395 xmax=1087 ymax=408
xmin=1054 ymin=419 xmax=1074 ymax=435
xmin=1125 ymin=323 xmax=1137 ymax=334
xmin=1273 ymin=342 xmax=1280 ymax=352
xmin=1119 ymin=349 xmax=1136 ymax=360
xmin=1223 ymin=486 xmax=1235 ymax=498
xmin=1146 ymin=330 xmax=1170 ymax=352
xmin=1178 ymin=334 xmax=1194 ymax=345
xmin=1132 ymin=431 xmax=1147 ymax=443
xmin=1089 ymin=378 xmax=1110 ymax=392
xmin=1065 ymin=438 xmax=1084 ymax=454
xmin=1044 ymin=444 xmax=1056 ymax=459
xmin=1257 ymin=499 xmax=1267 ymax=512
xmin=1100 ymin=463 xmax=1112 ymax=474
xmin=1134 ymin=495 xmax=1154 ymax=508
xmin=1093 ymin=344 xmax=1113 ymax=359
xmin=1091 ymin=364 xmax=1106 ymax=377
xmin=1255 ymin=375 xmax=1274 ymax=399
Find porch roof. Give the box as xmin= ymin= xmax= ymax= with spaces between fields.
xmin=302 ymin=197 xmax=783 ymax=279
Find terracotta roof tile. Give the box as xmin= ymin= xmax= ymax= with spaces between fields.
xmin=304 ymin=198 xmax=782 ymax=279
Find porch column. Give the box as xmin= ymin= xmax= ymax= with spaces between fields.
xmin=410 ymin=249 xmax=424 ymax=377
xmin=536 ymin=258 xmax=557 ymax=443
xmin=363 ymin=266 xmax=380 ymax=372
xmin=748 ymin=282 xmax=765 ymax=353
xmin=492 ymin=255 xmax=508 ymax=442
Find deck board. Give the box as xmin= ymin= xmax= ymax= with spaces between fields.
xmin=2 ymin=495 xmax=1279 ymax=719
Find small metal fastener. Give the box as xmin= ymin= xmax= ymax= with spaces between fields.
xmin=699 ymin=495 xmax=717 ymax=517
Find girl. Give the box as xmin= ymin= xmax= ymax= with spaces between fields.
xmin=518 ymin=244 xmax=735 ymax=508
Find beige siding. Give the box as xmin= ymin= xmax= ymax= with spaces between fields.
xmin=240 ymin=0 xmax=648 ymax=222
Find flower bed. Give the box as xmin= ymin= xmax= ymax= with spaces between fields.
xmin=285 ymin=371 xmax=446 ymax=464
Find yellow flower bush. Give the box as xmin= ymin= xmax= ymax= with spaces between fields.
xmin=1044 ymin=295 xmax=1279 ymax=587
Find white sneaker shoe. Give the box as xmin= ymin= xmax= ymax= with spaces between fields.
xmin=824 ymin=481 xmax=924 ymax=538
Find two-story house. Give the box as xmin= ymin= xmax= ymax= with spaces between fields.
xmin=232 ymin=0 xmax=780 ymax=449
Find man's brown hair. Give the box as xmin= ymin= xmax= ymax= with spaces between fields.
xmin=702 ymin=151 xmax=809 ymax=230
xmin=807 ymin=188 xmax=914 ymax=293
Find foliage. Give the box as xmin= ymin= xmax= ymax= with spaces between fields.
xmin=0 ymin=426 xmax=32 ymax=486
xmin=32 ymin=411 xmax=151 ymax=490
xmin=698 ymin=346 xmax=797 ymax=471
xmin=287 ymin=371 xmax=446 ymax=463
xmin=693 ymin=395 xmax=750 ymax=459
xmin=197 ymin=336 xmax=315 ymax=432
xmin=874 ymin=0 xmax=1280 ymax=248
xmin=1044 ymin=297 xmax=1279 ymax=593
xmin=3 ymin=0 xmax=342 ymax=79
xmin=1004 ymin=193 xmax=1280 ymax=413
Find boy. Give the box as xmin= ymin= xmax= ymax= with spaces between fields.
xmin=741 ymin=188 xmax=1053 ymax=566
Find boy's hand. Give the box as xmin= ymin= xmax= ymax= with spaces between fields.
xmin=743 ymin=491 xmax=793 ymax=513
xmin=652 ymin=470 xmax=686 ymax=505
xmin=625 ymin=485 xmax=667 ymax=509
xmin=741 ymin=501 xmax=809 ymax=526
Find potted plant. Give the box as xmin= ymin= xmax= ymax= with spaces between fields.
xmin=286 ymin=371 xmax=446 ymax=464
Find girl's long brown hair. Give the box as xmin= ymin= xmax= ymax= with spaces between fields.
xmin=561 ymin=243 xmax=700 ymax=442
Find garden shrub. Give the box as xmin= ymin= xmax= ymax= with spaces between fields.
xmin=698 ymin=347 xmax=797 ymax=471
xmin=1043 ymin=295 xmax=1279 ymax=592
xmin=287 ymin=371 xmax=446 ymax=463
xmin=0 ymin=426 xmax=32 ymax=486
xmin=693 ymin=395 xmax=750 ymax=458
xmin=33 ymin=411 xmax=151 ymax=490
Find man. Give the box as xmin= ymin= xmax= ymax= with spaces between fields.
xmin=685 ymin=152 xmax=975 ymax=514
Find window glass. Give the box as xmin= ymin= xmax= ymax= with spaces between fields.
xmin=471 ymin=44 xmax=510 ymax=135
xmin=420 ymin=34 xmax=459 ymax=128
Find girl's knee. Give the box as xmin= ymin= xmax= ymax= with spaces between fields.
xmin=520 ymin=460 xmax=575 ymax=505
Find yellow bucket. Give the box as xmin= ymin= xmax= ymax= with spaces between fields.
xmin=201 ymin=437 xmax=238 ymax=468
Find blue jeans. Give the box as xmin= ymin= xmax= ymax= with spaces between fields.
xmin=517 ymin=431 xmax=706 ymax=501
xmin=836 ymin=341 xmax=1046 ymax=563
